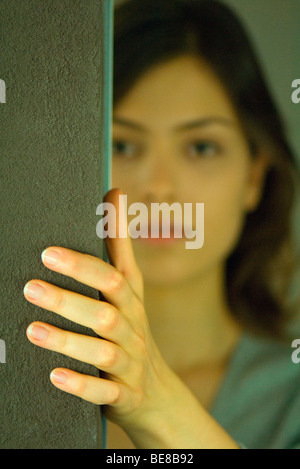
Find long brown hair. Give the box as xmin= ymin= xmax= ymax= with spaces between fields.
xmin=113 ymin=0 xmax=300 ymax=339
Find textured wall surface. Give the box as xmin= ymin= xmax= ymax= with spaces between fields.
xmin=0 ymin=0 xmax=112 ymax=449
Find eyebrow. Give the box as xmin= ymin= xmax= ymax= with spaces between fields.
xmin=113 ymin=116 xmax=235 ymax=133
xmin=175 ymin=117 xmax=235 ymax=132
xmin=113 ymin=117 xmax=147 ymax=133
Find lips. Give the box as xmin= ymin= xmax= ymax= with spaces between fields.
xmin=131 ymin=222 xmax=196 ymax=245
xmin=144 ymin=223 xmax=184 ymax=239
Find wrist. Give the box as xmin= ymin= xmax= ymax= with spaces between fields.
xmin=121 ymin=367 xmax=239 ymax=449
xmin=122 ymin=368 xmax=199 ymax=448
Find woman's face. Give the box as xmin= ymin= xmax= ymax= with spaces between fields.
xmin=112 ymin=55 xmax=266 ymax=286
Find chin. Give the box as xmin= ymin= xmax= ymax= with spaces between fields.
xmin=131 ymin=229 xmax=237 ymax=289
xmin=133 ymin=241 xmax=209 ymax=288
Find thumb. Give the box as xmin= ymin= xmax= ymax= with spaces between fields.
xmin=103 ymin=188 xmax=144 ymax=302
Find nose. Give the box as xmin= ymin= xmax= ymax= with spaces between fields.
xmin=141 ymin=147 xmax=179 ymax=204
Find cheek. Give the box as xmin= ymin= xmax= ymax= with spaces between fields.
xmin=112 ymin=164 xmax=129 ymax=191
xmin=200 ymin=168 xmax=249 ymax=265
xmin=112 ymin=163 xmax=142 ymax=202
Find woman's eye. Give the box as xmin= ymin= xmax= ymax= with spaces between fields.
xmin=113 ymin=140 xmax=137 ymax=158
xmin=187 ymin=141 xmax=221 ymax=158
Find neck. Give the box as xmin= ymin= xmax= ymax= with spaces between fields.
xmin=143 ymin=264 xmax=242 ymax=373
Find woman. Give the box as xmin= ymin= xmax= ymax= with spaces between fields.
xmin=23 ymin=0 xmax=300 ymax=449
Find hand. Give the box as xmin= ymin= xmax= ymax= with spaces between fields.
xmin=24 ymin=189 xmax=174 ymax=436
xmin=24 ymin=188 xmax=239 ymax=449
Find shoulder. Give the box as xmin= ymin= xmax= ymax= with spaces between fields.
xmin=239 ymin=332 xmax=300 ymax=387
xmin=213 ymin=331 xmax=300 ymax=449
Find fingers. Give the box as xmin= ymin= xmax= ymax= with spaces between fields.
xmin=40 ymin=245 xmax=130 ymax=309
xmin=39 ymin=245 xmax=143 ymax=326
xmin=23 ymin=279 xmax=133 ymax=348
xmin=26 ymin=321 xmax=130 ymax=378
xmin=25 ymin=188 xmax=145 ymax=328
xmin=49 ymin=368 xmax=122 ymax=406
xmin=23 ymin=189 xmax=148 ymax=410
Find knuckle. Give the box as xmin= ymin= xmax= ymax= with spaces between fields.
xmin=95 ymin=305 xmax=119 ymax=335
xmin=107 ymin=270 xmax=124 ymax=294
xmin=108 ymin=383 xmax=122 ymax=405
xmin=99 ymin=343 xmax=119 ymax=368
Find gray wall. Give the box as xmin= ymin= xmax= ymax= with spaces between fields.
xmin=0 ymin=0 xmax=113 ymax=449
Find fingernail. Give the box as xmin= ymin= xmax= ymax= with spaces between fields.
xmin=42 ymin=249 xmax=61 ymax=267
xmin=24 ymin=282 xmax=45 ymax=300
xmin=50 ymin=370 xmax=67 ymax=385
xmin=27 ymin=324 xmax=49 ymax=341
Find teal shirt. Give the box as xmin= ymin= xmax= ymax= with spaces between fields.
xmin=211 ymin=332 xmax=300 ymax=449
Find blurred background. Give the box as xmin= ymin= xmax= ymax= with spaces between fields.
xmin=113 ymin=0 xmax=300 ymax=327
xmin=114 ymin=0 xmax=300 ymax=161
xmin=222 ymin=0 xmax=300 ymax=162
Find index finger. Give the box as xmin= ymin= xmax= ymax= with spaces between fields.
xmin=41 ymin=246 xmax=139 ymax=318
